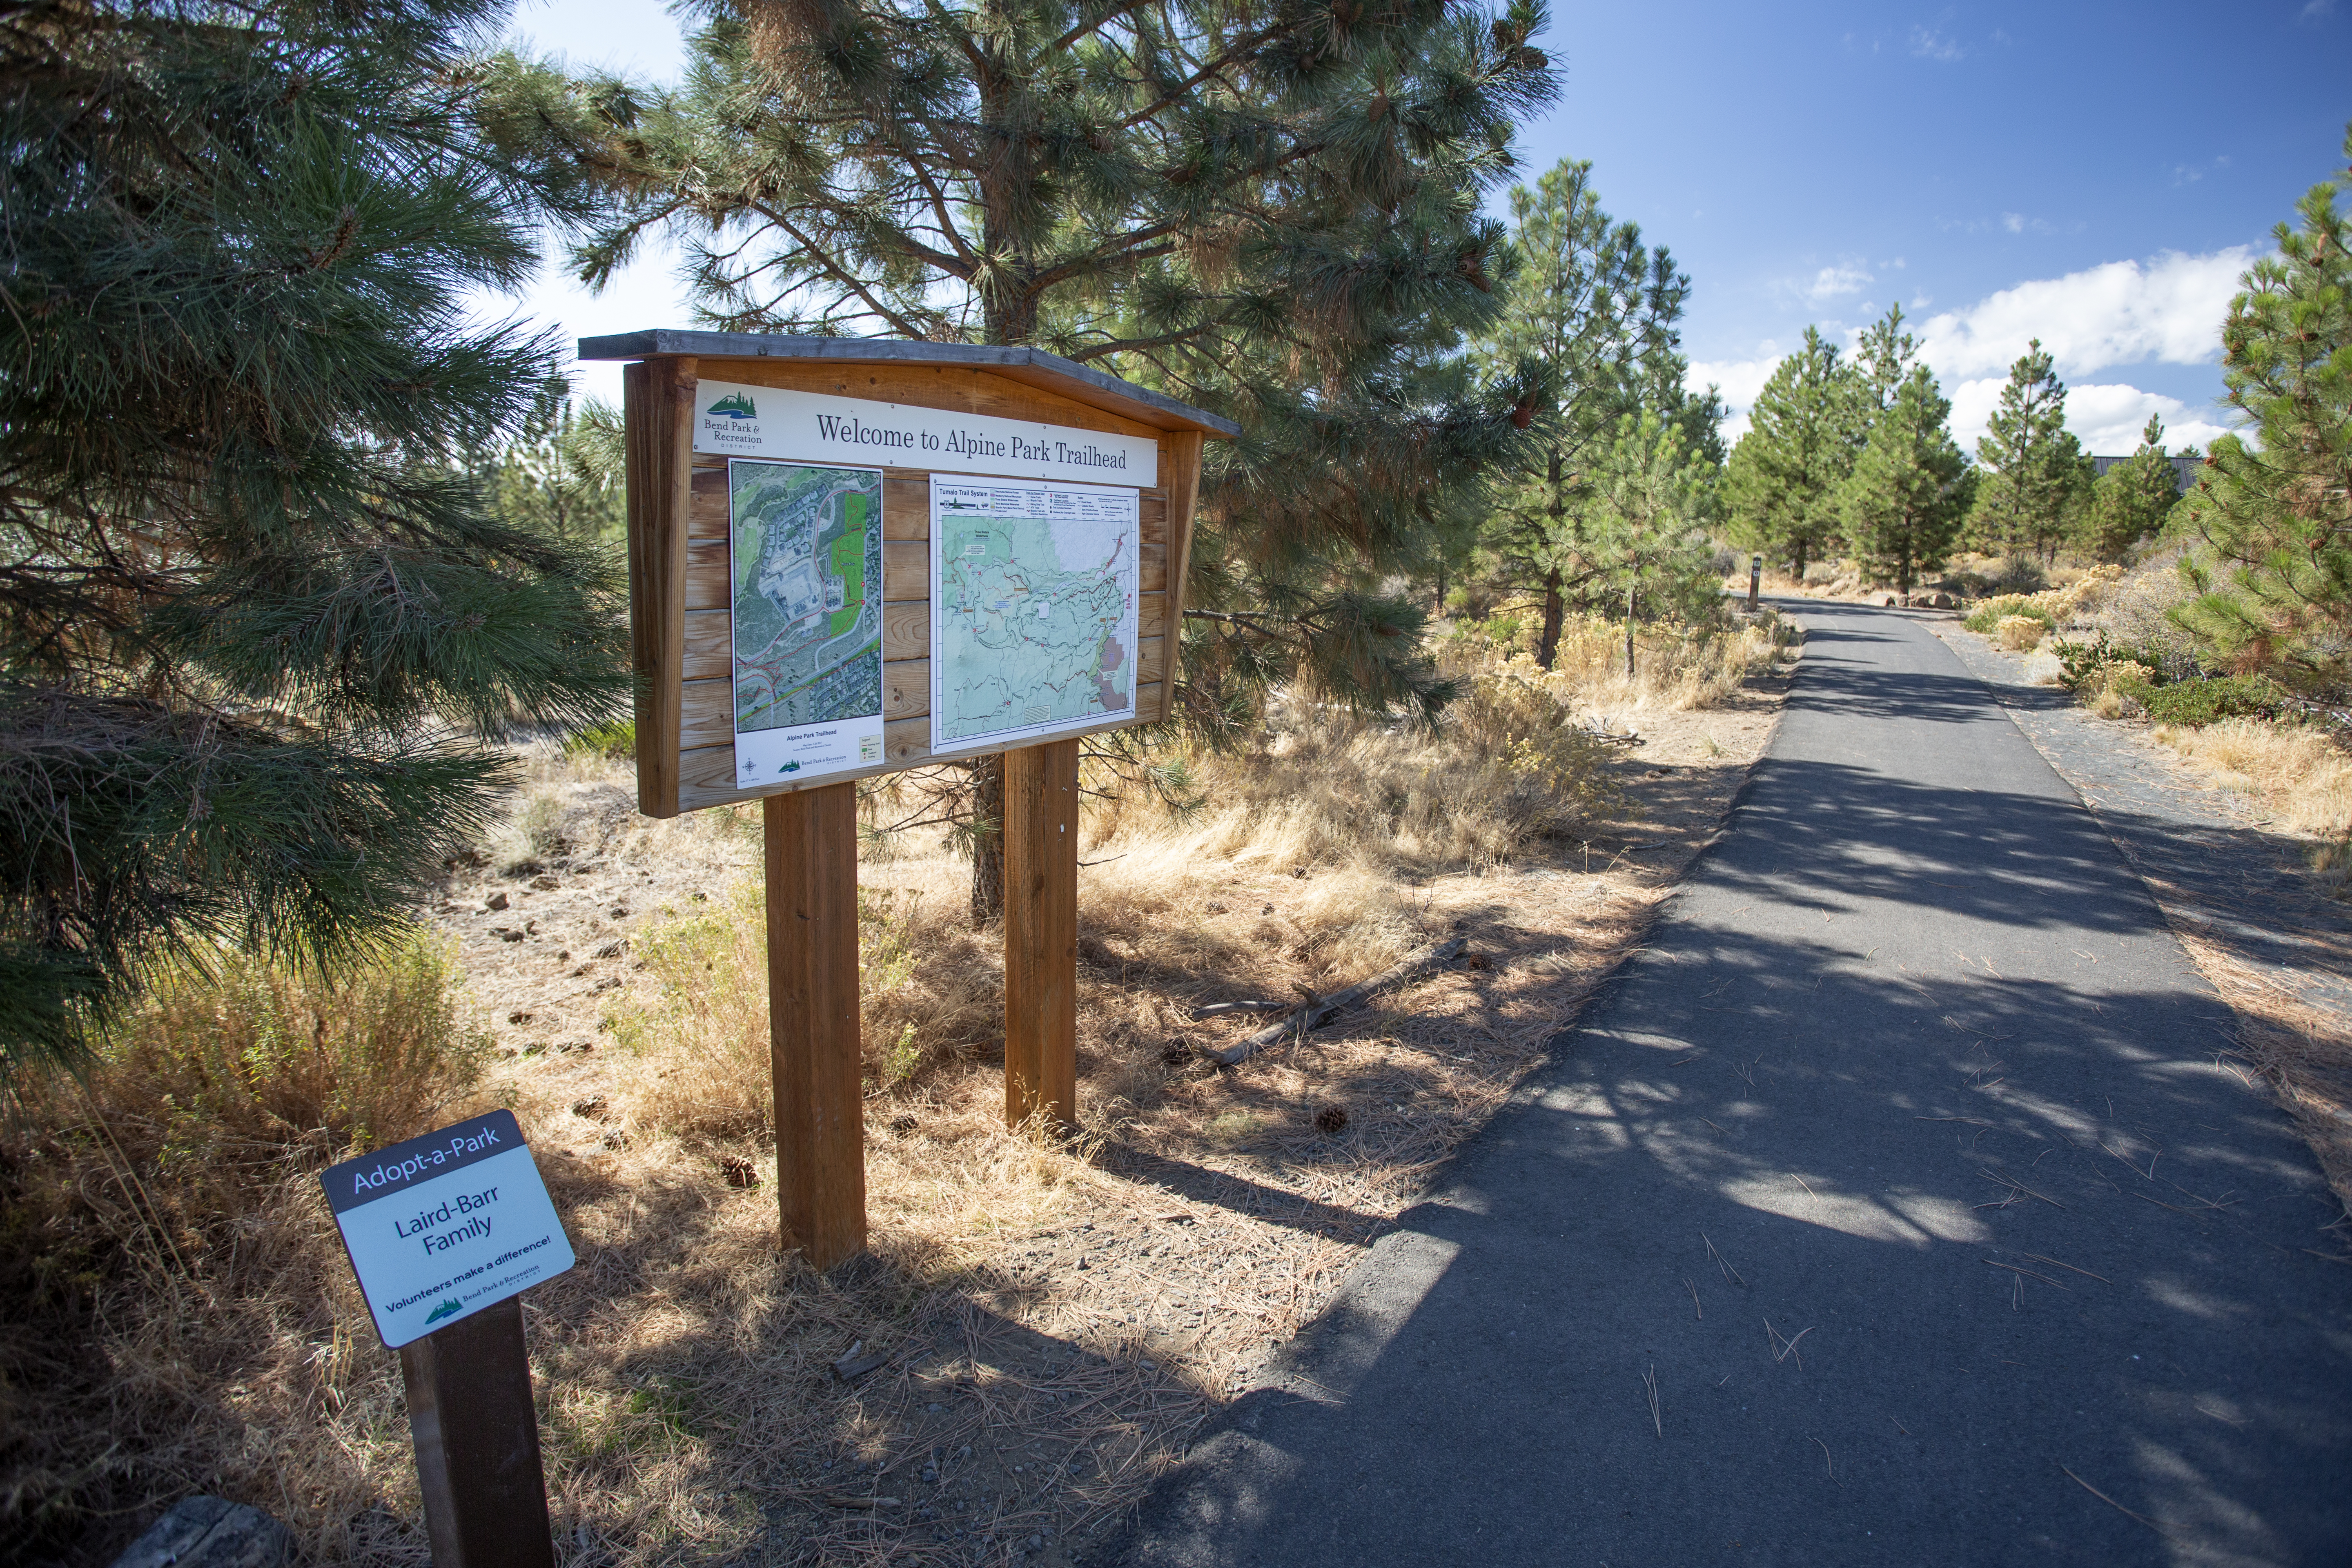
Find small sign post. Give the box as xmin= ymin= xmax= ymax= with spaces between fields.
xmin=586 ymin=332 xmax=1236 ymax=1267
xmin=1747 ymin=554 xmax=1762 ymax=612
xmin=321 ymin=1110 xmax=575 ymax=1568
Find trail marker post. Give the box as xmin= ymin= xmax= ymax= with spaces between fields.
xmin=1747 ymin=555 xmax=1762 ymax=611
xmin=320 ymin=1109 xmax=575 ymax=1567
xmin=589 ymin=332 xmax=1234 ymax=1265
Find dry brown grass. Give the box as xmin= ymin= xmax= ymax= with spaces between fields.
xmin=1455 ymin=611 xmax=1793 ymax=722
xmin=2150 ymin=718 xmax=2352 ymax=845
xmin=0 ymin=935 xmax=494 ymax=1566
xmin=2 ymin=635 xmax=1795 ymax=1567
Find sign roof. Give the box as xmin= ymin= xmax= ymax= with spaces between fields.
xmin=577 ymin=330 xmax=1241 ymax=439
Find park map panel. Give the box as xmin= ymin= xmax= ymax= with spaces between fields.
xmin=929 ymin=476 xmax=1140 ymax=754
xmin=727 ymin=460 xmax=886 ymax=784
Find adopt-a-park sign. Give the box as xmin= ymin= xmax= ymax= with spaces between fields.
xmin=321 ymin=1109 xmax=575 ymax=1349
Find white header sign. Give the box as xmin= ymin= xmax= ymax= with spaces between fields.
xmin=693 ymin=379 xmax=1159 ymax=488
xmin=321 ymin=1110 xmax=575 ymax=1349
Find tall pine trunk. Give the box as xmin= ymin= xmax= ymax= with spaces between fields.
xmin=961 ymin=211 xmax=1037 ymax=924
xmin=968 ymin=756 xmax=1005 ymax=926
xmin=1535 ymin=567 xmax=1565 ymax=670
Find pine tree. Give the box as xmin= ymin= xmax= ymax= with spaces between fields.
xmin=1969 ymin=339 xmax=2091 ymax=564
xmin=1724 ymin=327 xmax=1862 ymax=579
xmin=1474 ymin=160 xmax=1701 ymax=667
xmin=2081 ymin=415 xmax=2182 ymax=563
xmin=489 ymin=381 xmax=628 ymax=542
xmin=1838 ymin=365 xmax=1972 ymax=598
xmin=2175 ymin=125 xmax=2352 ymax=690
xmin=495 ymin=0 xmax=1556 ymax=917
xmin=1583 ymin=410 xmax=1724 ymax=628
xmin=1852 ymin=303 xmax=1923 ymax=417
xmin=0 ymin=0 xmax=628 ymax=1070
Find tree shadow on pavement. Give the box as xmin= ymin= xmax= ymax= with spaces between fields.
xmin=1105 ymin=608 xmax=2352 ymax=1568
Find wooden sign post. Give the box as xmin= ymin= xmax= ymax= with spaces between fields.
xmin=320 ymin=1110 xmax=577 ymax=1567
xmin=590 ymin=332 xmax=1233 ymax=1267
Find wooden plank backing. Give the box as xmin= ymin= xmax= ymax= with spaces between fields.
xmin=765 ymin=784 xmax=867 ymax=1267
xmin=1156 ymin=430 xmax=1204 ymax=722
xmin=624 ymin=357 xmax=696 ymax=817
xmin=672 ymin=687 xmax=1163 ymax=811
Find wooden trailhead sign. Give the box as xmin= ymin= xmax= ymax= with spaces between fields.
xmin=586 ymin=331 xmax=1236 ymax=1267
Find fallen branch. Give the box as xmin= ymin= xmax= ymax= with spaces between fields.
xmin=1189 ymin=999 xmax=1293 ymax=1019
xmin=1198 ymin=938 xmax=1469 ymax=1065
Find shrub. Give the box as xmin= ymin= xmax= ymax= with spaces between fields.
xmin=1964 ymin=595 xmax=2054 ymax=635
xmin=0 ymin=933 xmax=490 ymax=1557
xmin=2120 ymin=674 xmax=2293 ymax=726
xmin=70 ymin=931 xmax=491 ymax=1172
xmin=1996 ymin=615 xmax=2045 ymax=651
xmin=564 ymin=718 xmax=637 ymax=761
xmin=2051 ymin=631 xmax=2169 ymax=694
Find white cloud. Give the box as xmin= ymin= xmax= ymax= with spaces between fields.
xmin=1947 ymin=376 xmax=2234 ymax=455
xmin=1909 ymin=25 xmax=1965 ymax=61
xmin=1686 ymin=351 xmax=1786 ymax=443
xmin=1805 ymin=264 xmax=1874 ymax=303
xmin=1911 ymin=247 xmax=2254 ymax=382
xmin=2000 ymin=212 xmax=2025 ymax=234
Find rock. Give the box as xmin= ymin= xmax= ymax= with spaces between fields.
xmin=833 ymin=1343 xmax=890 ymax=1382
xmin=530 ymin=875 xmax=560 ymax=891
xmin=111 ymin=1496 xmax=291 ymax=1568
xmin=608 ymin=905 xmax=630 ymax=919
xmin=484 ymin=891 xmax=510 ymax=912
xmin=1883 ymin=595 xmax=1897 ymax=606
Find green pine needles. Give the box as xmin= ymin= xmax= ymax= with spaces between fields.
xmin=1473 ymin=158 xmax=1722 ymax=667
xmin=1 ymin=0 xmax=629 ymax=1072
xmin=1724 ymin=326 xmax=1862 ymax=580
xmin=1969 ymin=338 xmax=2092 ymax=565
xmin=494 ymin=0 xmax=1558 ymax=726
xmin=2176 ymin=124 xmax=2352 ymax=693
xmin=1838 ymin=364 xmax=1973 ymax=598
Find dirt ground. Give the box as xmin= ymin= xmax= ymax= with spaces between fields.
xmin=396 ymin=668 xmax=1791 ymax=1566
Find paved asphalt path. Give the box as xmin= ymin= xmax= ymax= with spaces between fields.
xmin=1110 ymin=600 xmax=2352 ymax=1568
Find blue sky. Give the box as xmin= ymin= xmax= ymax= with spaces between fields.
xmin=492 ymin=0 xmax=2351 ymax=454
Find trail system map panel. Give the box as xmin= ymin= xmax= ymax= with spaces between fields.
xmin=727 ymin=459 xmax=886 ymax=785
xmin=929 ymin=476 xmax=1140 ymax=754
